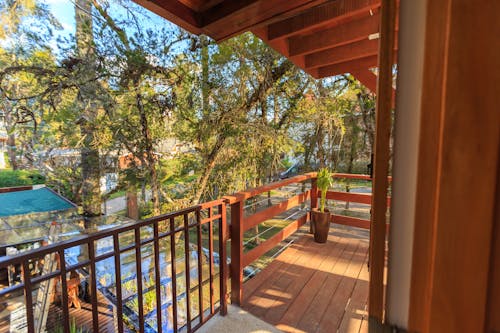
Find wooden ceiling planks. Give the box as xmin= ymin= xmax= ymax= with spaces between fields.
xmin=132 ymin=0 xmax=399 ymax=80
xmin=176 ymin=0 xmax=224 ymax=12
xmin=306 ymin=38 xmax=379 ymax=69
xmin=133 ymin=0 xmax=202 ymax=34
xmin=317 ymin=54 xmax=379 ymax=78
xmin=267 ymin=0 xmax=380 ymax=41
xmin=288 ymin=11 xmax=380 ymax=57
xmin=201 ymin=0 xmax=330 ymax=42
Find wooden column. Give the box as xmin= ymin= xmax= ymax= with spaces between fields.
xmin=408 ymin=0 xmax=500 ymax=331
xmin=126 ymin=189 xmax=139 ymax=220
xmin=368 ymin=0 xmax=397 ymax=325
xmin=230 ymin=199 xmax=243 ymax=305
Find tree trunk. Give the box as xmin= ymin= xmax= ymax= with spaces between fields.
xmin=191 ymin=134 xmax=226 ymax=204
xmin=4 ymin=108 xmax=17 ymax=170
xmin=135 ymin=87 xmax=161 ymax=216
xmin=76 ymin=0 xmax=101 ymax=216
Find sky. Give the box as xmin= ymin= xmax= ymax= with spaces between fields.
xmin=42 ymin=0 xmax=178 ymax=52
xmin=45 ymin=0 xmax=75 ymax=33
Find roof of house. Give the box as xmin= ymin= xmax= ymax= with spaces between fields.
xmin=0 ymin=187 xmax=76 ymax=217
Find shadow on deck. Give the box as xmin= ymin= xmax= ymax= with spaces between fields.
xmin=45 ymin=292 xmax=116 ymax=333
xmin=241 ymin=224 xmax=369 ymax=333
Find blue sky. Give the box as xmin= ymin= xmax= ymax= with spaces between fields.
xmin=43 ymin=0 xmax=178 ymax=50
xmin=44 ymin=0 xmax=75 ymax=34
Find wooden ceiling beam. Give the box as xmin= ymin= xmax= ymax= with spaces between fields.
xmin=268 ymin=0 xmax=381 ymax=41
xmin=201 ymin=0 xmax=328 ymax=42
xmin=306 ymin=38 xmax=378 ymax=69
xmin=305 ymin=36 xmax=398 ymax=69
xmin=289 ymin=12 xmax=380 ymax=57
xmin=252 ymin=27 xmax=307 ymax=70
xmin=133 ymin=0 xmax=202 ymax=34
xmin=317 ymin=55 xmax=379 ymax=78
xmin=200 ymin=0 xmax=259 ymax=26
xmin=351 ymin=69 xmax=396 ymax=105
xmin=176 ymin=0 xmax=224 ymax=12
xmin=351 ymin=69 xmax=378 ymax=92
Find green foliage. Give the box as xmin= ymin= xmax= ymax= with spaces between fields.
xmin=317 ymin=168 xmax=334 ymax=213
xmin=0 ymin=169 xmax=45 ymax=187
xmin=2 ymin=152 xmax=9 ymax=169
xmin=0 ymin=0 xmax=378 ymax=214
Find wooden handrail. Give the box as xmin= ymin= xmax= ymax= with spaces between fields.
xmin=223 ymin=172 xmax=316 ymax=203
xmin=325 ymin=190 xmax=391 ymax=206
xmin=333 ymin=173 xmax=392 ymax=182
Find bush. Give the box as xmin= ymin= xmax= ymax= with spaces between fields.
xmin=0 ymin=169 xmax=46 ymax=188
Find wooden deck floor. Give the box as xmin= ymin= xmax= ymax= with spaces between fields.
xmin=45 ymin=292 xmax=116 ymax=333
xmin=0 ymin=292 xmax=116 ymax=333
xmin=241 ymin=225 xmax=370 ymax=333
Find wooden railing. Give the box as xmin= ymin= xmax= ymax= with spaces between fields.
xmin=223 ymin=173 xmax=315 ymax=304
xmin=225 ymin=172 xmax=390 ymax=305
xmin=0 ymin=172 xmax=388 ymax=332
xmin=0 ymin=200 xmax=227 ymax=333
xmin=326 ymin=173 xmax=391 ymax=230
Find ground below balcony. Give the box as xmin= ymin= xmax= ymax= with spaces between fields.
xmin=241 ymin=224 xmax=370 ymax=333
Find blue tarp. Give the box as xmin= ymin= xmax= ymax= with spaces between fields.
xmin=0 ymin=188 xmax=75 ymax=217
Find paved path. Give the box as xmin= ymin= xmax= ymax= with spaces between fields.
xmin=102 ymin=196 xmax=126 ymax=214
xmin=102 ymin=190 xmax=151 ymax=215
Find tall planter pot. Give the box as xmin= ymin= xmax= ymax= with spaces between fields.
xmin=311 ymin=208 xmax=331 ymax=243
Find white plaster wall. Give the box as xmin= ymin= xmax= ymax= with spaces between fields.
xmin=386 ymin=0 xmax=427 ymax=328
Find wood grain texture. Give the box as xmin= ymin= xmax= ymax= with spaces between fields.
xmin=317 ymin=55 xmax=378 ymax=78
xmin=288 ymin=12 xmax=380 ymax=57
xmin=268 ymin=0 xmax=381 ymax=40
xmin=242 ymin=227 xmax=370 ymax=333
xmin=409 ymin=0 xmax=500 ymax=331
xmin=368 ymin=0 xmax=397 ymax=323
xmin=230 ymin=200 xmax=244 ymax=305
xmin=306 ymin=39 xmax=380 ymax=69
xmin=427 ymin=0 xmax=500 ymax=330
xmin=133 ymin=0 xmax=202 ymax=33
xmin=407 ymin=0 xmax=449 ymax=329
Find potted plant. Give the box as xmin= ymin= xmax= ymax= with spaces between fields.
xmin=311 ymin=168 xmax=334 ymax=243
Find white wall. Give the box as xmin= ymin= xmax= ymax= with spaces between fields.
xmin=386 ymin=0 xmax=427 ymax=328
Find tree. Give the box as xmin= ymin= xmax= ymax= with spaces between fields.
xmin=75 ymin=0 xmax=102 ymax=216
xmin=172 ymin=33 xmax=305 ymax=204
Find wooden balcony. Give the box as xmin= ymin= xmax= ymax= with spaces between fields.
xmin=0 ymin=172 xmax=384 ymax=333
xmin=242 ymin=225 xmax=369 ymax=333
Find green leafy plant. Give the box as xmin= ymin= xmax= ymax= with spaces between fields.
xmin=0 ymin=169 xmax=45 ymax=187
xmin=317 ymin=168 xmax=334 ymax=213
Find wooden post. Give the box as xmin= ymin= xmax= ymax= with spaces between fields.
xmin=230 ymin=199 xmax=243 ymax=305
xmin=219 ymin=202 xmax=228 ymax=315
xmin=310 ymin=178 xmax=318 ymax=234
xmin=369 ymin=0 xmax=397 ymax=325
xmin=126 ymin=189 xmax=139 ymax=220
